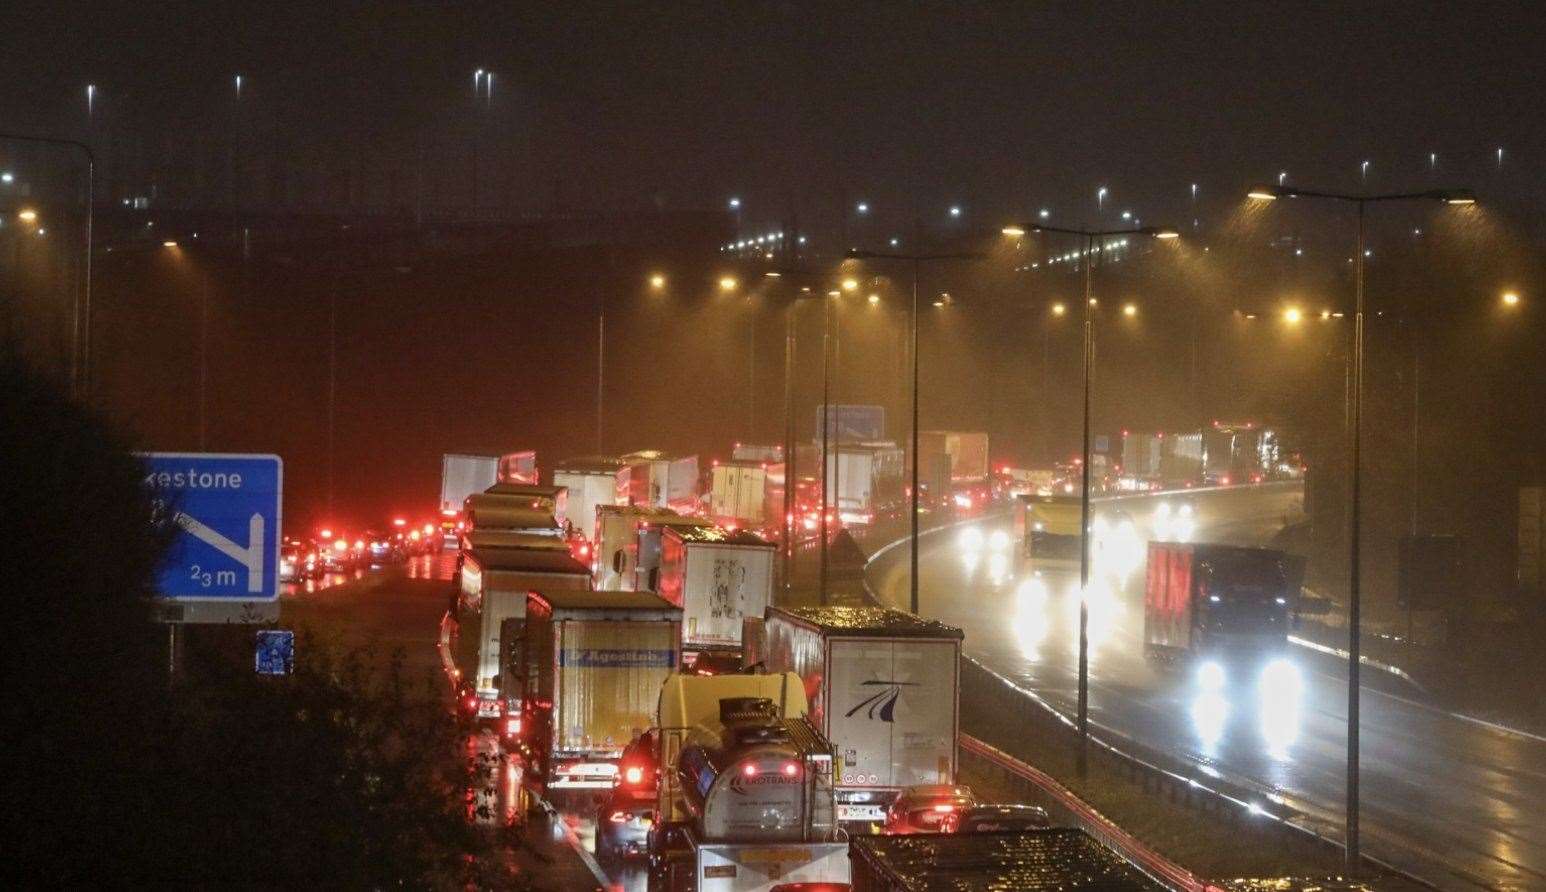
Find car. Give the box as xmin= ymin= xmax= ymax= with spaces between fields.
xmin=614 ymin=730 xmax=659 ymax=791
xmin=363 ymin=530 xmax=402 ymax=565
xmin=881 ymin=784 xmax=977 ymax=834
xmin=279 ymin=542 xmax=321 ymax=582
xmin=596 ymin=785 xmax=656 ymax=859
xmin=939 ymin=803 xmax=1050 ymax=833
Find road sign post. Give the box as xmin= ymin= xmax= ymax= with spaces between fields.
xmin=140 ymin=453 xmax=283 ymax=624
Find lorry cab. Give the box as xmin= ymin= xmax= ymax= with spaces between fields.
xmin=1145 ymin=541 xmax=1304 ymax=678
xmin=1014 ymin=493 xmax=1082 ymax=561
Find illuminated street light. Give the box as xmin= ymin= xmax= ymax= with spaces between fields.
xmin=867 ymin=293 xmax=880 ymax=305
xmin=1001 ymin=225 xmax=1026 ymax=237
xmin=648 ymin=273 xmax=666 ymax=289
xmin=162 ymin=240 xmax=178 ymax=248
xmin=1051 ymin=302 xmax=1066 ymax=316
xmin=728 ymin=196 xmax=741 ymax=209
xmin=1247 ymin=177 xmax=1476 ymax=872
xmin=841 ymin=278 xmax=859 ymax=292
xmin=948 ymin=205 xmax=962 ymax=218
xmin=1123 ymin=303 xmax=1138 ymax=317
xmin=1039 ymin=208 xmax=1050 ymax=219
xmin=17 ymin=208 xmax=38 ymax=223
xmin=1284 ymin=307 xmax=1303 ymax=324
xmin=719 ymin=276 xmax=738 ymax=292
xmin=763 ymin=271 xmax=781 ymax=278
xmin=1121 ymin=210 xmax=1132 ymax=220
xmin=1501 ymin=291 xmax=1520 ymax=307
xmin=1 ymin=172 xmax=12 ymax=183
xmin=999 ymin=218 xmax=1178 ymax=777
xmin=856 ymin=201 xmax=869 ymax=214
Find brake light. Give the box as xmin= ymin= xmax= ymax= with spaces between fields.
xmin=505 ymin=717 xmax=521 ymax=736
xmin=782 ymin=762 xmax=799 ymax=777
xmin=742 ymin=764 xmax=757 ymax=777
xmin=624 ymin=766 xmax=643 ymax=785
xmin=932 ymin=804 xmax=955 ymax=813
xmin=334 ymin=540 xmax=347 ymax=552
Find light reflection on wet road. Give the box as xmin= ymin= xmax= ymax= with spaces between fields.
xmin=871 ymin=484 xmax=1546 ymax=889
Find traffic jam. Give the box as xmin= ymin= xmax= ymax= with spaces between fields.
xmin=404 ymin=411 xmax=1302 ymax=891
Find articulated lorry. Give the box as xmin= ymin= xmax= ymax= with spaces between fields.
xmin=707 ymin=461 xmax=777 ymax=531
xmin=1144 ymin=541 xmax=1303 ymax=667
xmin=497 ymin=450 xmax=539 ymax=485
xmin=649 ymin=675 xmax=847 ymax=892
xmin=620 ymin=450 xmax=701 ymax=514
xmin=553 ymin=455 xmax=626 ymax=543
xmin=760 ymin=605 xmax=963 ymax=826
xmin=459 ymin=547 xmax=591 ymax=719
xmin=657 ymin=526 xmax=774 ymax=652
xmin=440 ymin=453 xmax=500 ymax=516
xmin=519 ymin=590 xmax=682 ymax=794
xmin=1014 ymin=493 xmax=1082 ymax=561
xmin=825 ymin=442 xmax=904 ymax=526
xmin=918 ymin=431 xmax=990 ymax=508
xmin=593 ymin=504 xmax=685 ymax=590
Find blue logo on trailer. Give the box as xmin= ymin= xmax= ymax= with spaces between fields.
xmin=140 ymin=453 xmax=283 ymax=600
xmin=255 ymin=630 xmax=295 ymax=675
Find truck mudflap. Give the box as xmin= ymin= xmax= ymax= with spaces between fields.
xmin=695 ymin=842 xmax=849 ymax=891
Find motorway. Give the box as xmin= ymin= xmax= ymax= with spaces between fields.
xmin=868 ymin=483 xmax=1546 ymax=891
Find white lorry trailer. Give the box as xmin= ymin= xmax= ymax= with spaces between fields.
xmin=620 ymin=450 xmax=701 ymax=514
xmin=593 ymin=504 xmax=684 ymax=590
xmin=656 ymin=526 xmax=775 ymax=652
xmin=552 ymin=455 xmax=625 ymax=544
xmin=440 ymin=453 xmax=499 ymax=515
xmin=760 ymin=605 xmax=963 ymax=826
xmin=459 ymin=547 xmax=590 ymax=719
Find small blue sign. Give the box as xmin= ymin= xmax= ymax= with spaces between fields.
xmin=1093 ymin=435 xmax=1111 ymax=454
xmin=255 ymin=630 xmax=295 ymax=675
xmin=140 ymin=453 xmax=283 ymax=601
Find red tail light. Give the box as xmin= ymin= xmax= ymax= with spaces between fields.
xmin=624 ymin=766 xmax=643 ymax=785
xmin=742 ymin=764 xmax=757 ymax=777
xmin=782 ymin=762 xmax=799 ymax=777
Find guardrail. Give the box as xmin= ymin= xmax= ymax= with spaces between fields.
xmin=960 ymin=733 xmax=1215 ymax=892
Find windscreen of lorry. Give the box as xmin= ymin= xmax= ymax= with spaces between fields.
xmin=1198 ymin=552 xmax=1290 ymax=628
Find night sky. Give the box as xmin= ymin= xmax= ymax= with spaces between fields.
xmin=4 ymin=2 xmax=1544 ymax=228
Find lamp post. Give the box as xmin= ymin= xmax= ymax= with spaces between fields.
xmin=1001 ymin=222 xmax=1179 ymax=778
xmin=0 ymin=132 xmax=94 ymax=399
xmin=845 ymin=247 xmax=985 ymax=617
xmin=1246 ymin=183 xmax=1475 ymax=871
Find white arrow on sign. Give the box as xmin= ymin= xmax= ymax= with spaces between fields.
xmin=175 ymin=511 xmax=266 ymax=593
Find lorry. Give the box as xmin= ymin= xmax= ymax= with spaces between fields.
xmin=458 ymin=547 xmax=591 ymax=719
xmin=635 ymin=514 xmax=718 ymax=593
xmin=1143 ymin=541 xmax=1304 ymax=666
xmin=825 ymin=442 xmax=904 ymax=526
xmin=519 ymin=589 xmax=682 ymax=794
xmin=497 ymin=450 xmax=539 ymax=485
xmin=1014 ymin=493 xmax=1082 ymax=561
xmin=657 ymin=526 xmax=775 ymax=652
xmin=553 ymin=455 xmax=626 ymax=544
xmin=760 ymin=605 xmax=963 ymax=826
xmin=649 ymin=674 xmax=848 ymax=892
xmin=620 ymin=450 xmax=701 ymax=514
xmin=594 ymin=504 xmax=684 ymax=590
xmin=730 ymin=443 xmax=783 ymax=463
xmin=440 ymin=453 xmax=499 ymax=515
xmin=848 ymin=828 xmax=1163 ymax=891
xmin=481 ymin=482 xmax=568 ymax=526
xmin=918 ymin=431 xmax=990 ymax=507
xmin=708 ymin=461 xmax=774 ymax=531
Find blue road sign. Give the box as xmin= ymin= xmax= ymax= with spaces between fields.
xmin=255 ymin=630 xmax=295 ymax=675
xmin=140 ymin=453 xmax=282 ymax=601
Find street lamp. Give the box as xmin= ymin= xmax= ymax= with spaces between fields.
xmin=649 ymin=273 xmax=666 ymax=290
xmin=846 ymin=246 xmax=986 ymax=617
xmin=1247 ymin=181 xmax=1475 ymax=872
xmin=1001 ymin=221 xmax=1178 ymax=778
xmin=1501 ymin=291 xmax=1520 ymax=307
